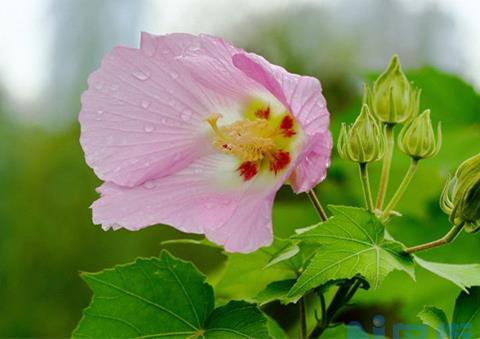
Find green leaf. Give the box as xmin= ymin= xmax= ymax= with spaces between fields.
xmin=416 ymin=257 xmax=480 ymax=292
xmin=215 ymin=238 xmax=297 ymax=301
xmin=73 ymin=250 xmax=270 ymax=338
xmin=418 ymin=306 xmax=451 ymax=338
xmin=289 ymin=206 xmax=414 ymax=297
xmin=321 ymin=324 xmax=371 ymax=338
xmin=264 ymin=243 xmax=300 ymax=269
xmin=407 ymin=67 xmax=480 ymax=127
xmin=266 ymin=317 xmax=288 ymax=339
xmin=264 ymin=241 xmax=318 ymax=275
xmin=160 ymin=238 xmax=222 ymax=249
xmin=256 ymin=279 xmax=300 ymax=306
xmin=452 ymin=287 xmax=480 ymax=339
xmin=205 ymin=301 xmax=269 ymax=338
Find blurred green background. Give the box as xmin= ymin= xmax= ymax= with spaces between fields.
xmin=0 ymin=0 xmax=479 ymax=337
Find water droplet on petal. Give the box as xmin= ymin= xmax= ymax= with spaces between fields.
xmin=181 ymin=110 xmax=192 ymax=121
xmin=143 ymin=180 xmax=156 ymax=189
xmin=144 ymin=125 xmax=154 ymax=133
xmin=132 ymin=70 xmax=150 ymax=81
xmin=141 ymin=100 xmax=150 ymax=109
xmin=97 ymin=109 xmax=104 ymax=114
xmin=170 ymin=72 xmax=178 ymax=79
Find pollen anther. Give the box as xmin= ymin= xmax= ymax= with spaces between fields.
xmin=207 ymin=115 xmax=277 ymax=162
xmin=205 ymin=108 xmax=297 ymax=180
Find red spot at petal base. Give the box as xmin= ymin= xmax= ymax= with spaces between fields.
xmin=255 ymin=106 xmax=270 ymax=120
xmin=270 ymin=150 xmax=291 ymax=174
xmin=238 ymin=161 xmax=258 ymax=181
xmin=280 ymin=115 xmax=296 ymax=137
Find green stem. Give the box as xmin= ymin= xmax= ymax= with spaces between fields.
xmin=376 ymin=124 xmax=395 ymax=209
xmin=319 ymin=293 xmax=326 ymax=326
xmin=359 ymin=163 xmax=374 ymax=211
xmin=382 ymin=158 xmax=419 ymax=219
xmin=308 ymin=278 xmax=363 ymax=338
xmin=343 ymin=279 xmax=363 ymax=303
xmin=299 ymin=297 xmax=307 ymax=339
xmin=405 ymin=223 xmax=464 ymax=254
xmin=307 ymin=189 xmax=328 ymax=222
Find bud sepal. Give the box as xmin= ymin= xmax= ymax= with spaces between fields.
xmin=398 ymin=109 xmax=441 ymax=160
xmin=367 ymin=55 xmax=420 ymax=124
xmin=440 ymin=153 xmax=480 ymax=231
xmin=337 ymin=104 xmax=385 ymax=164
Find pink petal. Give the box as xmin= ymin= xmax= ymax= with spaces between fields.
xmin=232 ymin=52 xmax=332 ymax=192
xmin=92 ymin=154 xmax=276 ymax=253
xmin=289 ymin=132 xmax=333 ymax=193
xmin=80 ymin=33 xmax=263 ymax=187
xmin=232 ymin=53 xmax=290 ymax=110
xmin=82 ymin=33 xmax=334 ymax=252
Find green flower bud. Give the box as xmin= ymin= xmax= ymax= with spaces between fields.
xmin=398 ymin=109 xmax=441 ymax=160
xmin=337 ymin=104 xmax=384 ymax=163
xmin=441 ymin=153 xmax=480 ymax=232
xmin=367 ymin=55 xmax=420 ymax=124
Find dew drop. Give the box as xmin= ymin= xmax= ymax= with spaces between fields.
xmin=170 ymin=72 xmax=179 ymax=79
xmin=181 ymin=110 xmax=192 ymax=121
xmin=143 ymin=180 xmax=156 ymax=189
xmin=132 ymin=70 xmax=150 ymax=81
xmin=97 ymin=109 xmax=104 ymax=114
xmin=141 ymin=100 xmax=150 ymax=109
xmin=144 ymin=125 xmax=154 ymax=133
xmin=221 ymin=199 xmax=231 ymax=206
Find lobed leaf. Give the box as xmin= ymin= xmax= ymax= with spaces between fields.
xmin=321 ymin=324 xmax=372 ymax=338
xmin=255 ymin=279 xmax=300 ymax=306
xmin=215 ymin=238 xmax=297 ymax=301
xmin=289 ymin=206 xmax=414 ymax=297
xmin=73 ymin=250 xmax=270 ymax=338
xmin=415 ymin=257 xmax=480 ymax=292
xmin=452 ymin=287 xmax=480 ymax=339
xmin=418 ymin=306 xmax=450 ymax=338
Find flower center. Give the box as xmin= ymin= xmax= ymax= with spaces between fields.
xmin=206 ymin=114 xmax=277 ymax=162
xmin=206 ymin=100 xmax=299 ymax=181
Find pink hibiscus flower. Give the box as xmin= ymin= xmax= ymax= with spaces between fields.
xmin=80 ymin=32 xmax=332 ymax=253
